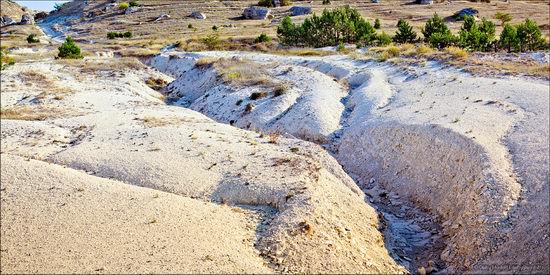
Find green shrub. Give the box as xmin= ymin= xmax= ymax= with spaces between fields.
xmin=374 ymin=18 xmax=381 ymax=29
xmin=118 ymin=2 xmax=129 ymax=10
xmin=129 ymin=0 xmax=139 ymax=7
xmin=255 ymin=33 xmax=272 ymax=43
xmin=517 ymin=18 xmax=545 ymax=51
xmin=278 ymin=7 xmax=377 ymax=47
xmin=499 ymin=23 xmax=519 ymax=52
xmin=188 ymin=23 xmax=193 ymax=29
xmin=212 ymin=25 xmax=218 ymax=31
xmin=322 ymin=0 xmax=331 ymax=4
xmin=428 ymin=32 xmax=457 ymax=49
xmin=27 ymin=34 xmax=39 ymax=43
xmin=58 ymin=36 xmax=83 ymax=59
xmin=201 ymin=31 xmax=221 ymax=50
xmin=458 ymin=16 xmax=495 ymax=51
xmin=422 ymin=13 xmax=450 ymax=42
xmin=0 ymin=48 xmax=15 ymax=70
xmin=375 ymin=32 xmax=392 ymax=46
xmin=107 ymin=31 xmax=133 ymax=39
xmin=393 ymin=19 xmax=417 ymax=43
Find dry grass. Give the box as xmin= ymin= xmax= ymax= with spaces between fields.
xmin=444 ymin=46 xmax=468 ymax=59
xmin=205 ymin=58 xmax=276 ymax=87
xmin=19 ymin=70 xmax=74 ymax=100
xmin=137 ymin=116 xmax=196 ymax=127
xmin=0 ymin=105 xmax=76 ymax=121
xmin=56 ymin=57 xmax=146 ymax=74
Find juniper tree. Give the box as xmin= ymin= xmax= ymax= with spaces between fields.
xmin=393 ymin=19 xmax=417 ymax=43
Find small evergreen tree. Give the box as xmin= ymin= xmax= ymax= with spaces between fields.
xmin=422 ymin=13 xmax=450 ymax=42
xmin=277 ymin=16 xmax=298 ymax=45
xmin=459 ymin=16 xmax=495 ymax=51
xmin=58 ymin=36 xmax=83 ymax=59
xmin=393 ymin=19 xmax=417 ymax=43
xmin=517 ymin=18 xmax=544 ymax=51
xmin=499 ymin=23 xmax=519 ymax=52
xmin=374 ymin=18 xmax=381 ymax=29
xmin=494 ymin=12 xmax=512 ymax=26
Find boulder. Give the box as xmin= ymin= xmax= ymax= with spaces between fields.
xmin=20 ymin=14 xmax=34 ymax=25
xmin=0 ymin=16 xmax=15 ymax=27
xmin=416 ymin=0 xmax=433 ymax=4
xmin=190 ymin=11 xmax=206 ymax=20
xmin=155 ymin=13 xmax=170 ymax=22
xmin=243 ymin=6 xmax=271 ymax=20
xmin=124 ymin=7 xmax=139 ymax=14
xmin=34 ymin=12 xmax=48 ymax=21
xmin=289 ymin=6 xmax=312 ymax=16
xmin=454 ymin=8 xmax=479 ymax=19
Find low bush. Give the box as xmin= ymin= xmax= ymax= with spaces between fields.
xmin=375 ymin=32 xmax=392 ymax=46
xmin=0 ymin=48 xmax=15 ymax=70
xmin=129 ymin=1 xmax=139 ymax=7
xmin=27 ymin=34 xmax=39 ymax=43
xmin=58 ymin=36 xmax=83 ymax=59
xmin=107 ymin=31 xmax=133 ymax=39
xmin=516 ymin=18 xmax=545 ymax=51
xmin=374 ymin=18 xmax=381 ymax=29
xmin=255 ymin=33 xmax=271 ymax=43
xmin=322 ymin=0 xmax=331 ymax=4
xmin=201 ymin=32 xmax=221 ymax=50
xmin=118 ymin=2 xmax=129 ymax=10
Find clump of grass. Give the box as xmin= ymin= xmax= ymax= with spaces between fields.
xmin=273 ymin=84 xmax=288 ymax=97
xmin=250 ymin=91 xmax=268 ymax=100
xmin=267 ymin=133 xmax=280 ymax=144
xmin=444 ymin=46 xmax=468 ymax=59
xmin=416 ymin=44 xmax=434 ymax=56
xmin=245 ymin=103 xmax=254 ymax=113
xmin=145 ymin=77 xmax=168 ymax=91
xmin=194 ymin=57 xmax=218 ymax=68
xmin=0 ymin=105 xmax=74 ymax=121
xmin=138 ymin=116 xmax=184 ymax=127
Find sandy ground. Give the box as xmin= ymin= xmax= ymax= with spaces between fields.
xmin=150 ymin=49 xmax=549 ymax=273
xmin=0 ymin=58 xmax=404 ymax=274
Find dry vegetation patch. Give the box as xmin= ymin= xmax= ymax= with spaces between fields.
xmin=0 ymin=105 xmax=78 ymax=121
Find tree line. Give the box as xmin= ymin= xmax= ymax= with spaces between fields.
xmin=277 ymin=7 xmax=547 ymax=53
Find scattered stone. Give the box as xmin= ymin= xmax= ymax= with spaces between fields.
xmin=124 ymin=7 xmax=139 ymax=15
xmin=34 ymin=12 xmax=48 ymax=21
xmin=0 ymin=16 xmax=15 ymax=27
xmin=154 ymin=13 xmax=170 ymax=22
xmin=416 ymin=0 xmax=433 ymax=4
xmin=243 ymin=6 xmax=271 ymax=20
xmin=191 ymin=11 xmax=206 ymax=19
xmin=20 ymin=14 xmax=35 ymax=25
xmin=289 ymin=6 xmax=312 ymax=16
